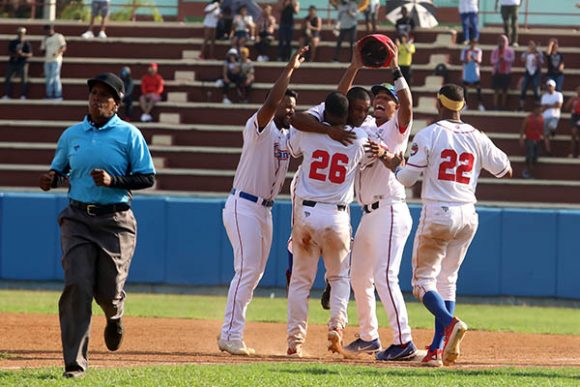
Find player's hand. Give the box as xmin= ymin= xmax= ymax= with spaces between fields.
xmin=364 ymin=140 xmax=388 ymax=158
xmin=288 ymin=46 xmax=308 ymax=70
xmin=327 ymin=125 xmax=357 ymax=145
xmin=351 ymin=39 xmax=365 ymax=69
xmin=91 ymin=168 xmax=112 ymax=187
xmin=386 ymin=38 xmax=399 ymax=69
xmin=385 ymin=151 xmax=405 ymax=172
xmin=39 ymin=170 xmax=55 ymax=191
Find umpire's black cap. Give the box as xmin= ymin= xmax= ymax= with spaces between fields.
xmin=87 ymin=73 xmax=125 ymax=102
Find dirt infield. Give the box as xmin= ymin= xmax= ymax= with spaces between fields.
xmin=1 ymin=313 xmax=580 ymax=370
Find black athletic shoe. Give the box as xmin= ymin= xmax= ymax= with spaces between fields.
xmin=104 ymin=318 xmax=124 ymax=351
xmin=63 ymin=365 xmax=84 ymax=378
xmin=320 ymin=280 xmax=331 ymax=310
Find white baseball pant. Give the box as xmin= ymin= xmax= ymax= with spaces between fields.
xmin=412 ymin=202 xmax=478 ymax=302
xmin=287 ymin=199 xmax=351 ymax=348
xmin=350 ymin=200 xmax=413 ymax=345
xmin=221 ymin=194 xmax=273 ymax=341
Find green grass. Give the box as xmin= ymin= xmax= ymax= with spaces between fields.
xmin=1 ymin=364 xmax=579 ymax=386
xmin=1 ymin=289 xmax=579 ymax=336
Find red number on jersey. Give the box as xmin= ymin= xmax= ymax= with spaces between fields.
xmin=308 ymin=150 xmax=349 ymax=184
xmin=437 ymin=149 xmax=474 ymax=185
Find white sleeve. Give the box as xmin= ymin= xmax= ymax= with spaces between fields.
xmin=557 ymin=92 xmax=563 ymax=104
xmin=288 ymin=128 xmax=303 ymax=158
xmin=405 ymin=129 xmax=429 ymax=171
xmin=395 ymin=166 xmax=422 ymax=187
xmin=306 ymin=102 xmax=325 ymax=122
xmin=243 ymin=112 xmax=271 ymax=141
xmin=481 ymin=133 xmax=511 ymax=178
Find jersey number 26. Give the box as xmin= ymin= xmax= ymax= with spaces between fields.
xmin=438 ymin=149 xmax=474 ymax=184
xmin=309 ymin=150 xmax=348 ymax=184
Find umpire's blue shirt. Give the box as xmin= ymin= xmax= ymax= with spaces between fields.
xmin=51 ymin=114 xmax=156 ymax=204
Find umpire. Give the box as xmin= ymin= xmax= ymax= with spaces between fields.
xmin=39 ymin=73 xmax=156 ymax=378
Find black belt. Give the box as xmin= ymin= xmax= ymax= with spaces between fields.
xmin=302 ymin=200 xmax=347 ymax=211
xmin=363 ymin=201 xmax=380 ymax=214
xmin=70 ymin=199 xmax=130 ymax=216
xmin=231 ymin=189 xmax=274 ymax=207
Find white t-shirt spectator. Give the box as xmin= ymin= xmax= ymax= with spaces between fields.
xmin=459 ymin=0 xmax=478 ymax=13
xmin=203 ymin=2 xmax=221 ymax=28
xmin=500 ymin=0 xmax=521 ymax=5
xmin=41 ymin=33 xmax=66 ymax=63
xmin=541 ymin=91 xmax=563 ymax=119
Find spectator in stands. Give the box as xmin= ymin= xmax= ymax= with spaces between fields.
xmin=541 ymin=79 xmax=563 ymax=156
xmin=200 ymin=0 xmax=221 ymax=59
xmin=2 ymin=26 xmax=32 ymax=100
xmin=39 ymin=72 xmax=155 ymax=379
xmin=332 ymin=0 xmax=358 ymax=62
xmin=231 ymin=5 xmax=255 ymax=50
xmin=40 ymin=24 xmax=66 ymax=100
xmin=119 ymin=66 xmax=134 ymax=120
xmin=545 ymin=38 xmax=564 ymax=92
xmin=461 ymin=39 xmax=484 ymax=111
xmin=564 ymin=86 xmax=580 ymax=158
xmin=397 ymin=32 xmax=415 ymax=85
xmin=519 ymin=102 xmax=544 ymax=179
xmin=395 ymin=7 xmax=415 ymax=42
xmin=238 ymin=47 xmax=255 ymax=103
xmin=81 ymin=0 xmax=110 ymax=39
xmin=519 ymin=40 xmax=543 ymax=110
xmin=256 ymin=4 xmax=277 ymax=62
xmin=216 ymin=6 xmax=233 ymax=40
xmin=495 ymin=0 xmax=520 ymax=46
xmin=221 ymin=48 xmax=242 ymax=104
xmin=277 ymin=0 xmax=299 ymax=61
xmin=139 ymin=63 xmax=164 ymax=122
xmin=490 ymin=34 xmax=514 ymax=110
xmin=299 ymin=5 xmax=321 ymax=62
xmin=364 ymin=0 xmax=379 ymax=33
xmin=459 ymin=0 xmax=479 ymax=44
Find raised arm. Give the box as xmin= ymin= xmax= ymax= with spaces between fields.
xmin=337 ymin=39 xmax=364 ymax=95
xmin=291 ymin=111 xmax=356 ymax=145
xmin=387 ymin=38 xmax=412 ymax=129
xmin=256 ymin=46 xmax=308 ymax=128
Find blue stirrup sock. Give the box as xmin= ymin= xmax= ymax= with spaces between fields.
xmin=423 ymin=291 xmax=454 ymax=351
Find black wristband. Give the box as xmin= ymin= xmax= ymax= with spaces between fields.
xmin=392 ymin=67 xmax=403 ymax=81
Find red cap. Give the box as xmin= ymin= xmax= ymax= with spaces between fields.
xmin=150 ymin=63 xmax=158 ymax=70
xmin=358 ymin=34 xmax=393 ymax=68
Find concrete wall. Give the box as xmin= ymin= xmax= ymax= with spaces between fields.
xmin=1 ymin=192 xmax=578 ymax=299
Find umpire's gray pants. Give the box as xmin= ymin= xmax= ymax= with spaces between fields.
xmin=58 ymin=205 xmax=137 ymax=371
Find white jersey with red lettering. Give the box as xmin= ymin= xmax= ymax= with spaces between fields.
xmin=221 ymin=112 xmax=291 ymax=344
xmin=356 ymin=114 xmax=412 ymax=205
xmin=405 ymin=119 xmax=510 ymax=204
xmin=232 ymin=112 xmax=291 ymax=200
xmin=287 ymin=125 xmax=369 ymax=204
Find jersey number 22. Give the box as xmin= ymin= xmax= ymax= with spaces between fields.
xmin=309 ymin=150 xmax=348 ymax=184
xmin=438 ymin=149 xmax=474 ymax=184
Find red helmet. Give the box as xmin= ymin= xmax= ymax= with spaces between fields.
xmin=358 ymin=34 xmax=393 ymax=68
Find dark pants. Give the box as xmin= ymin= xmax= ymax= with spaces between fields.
xmin=520 ymin=71 xmax=541 ymax=102
xmin=334 ymin=26 xmax=356 ymax=61
xmin=4 ymin=61 xmax=29 ymax=97
xmin=122 ymin=96 xmax=133 ymax=119
xmin=58 ymin=205 xmax=137 ymax=372
xmin=278 ymin=24 xmax=293 ymax=61
xmin=501 ymin=5 xmax=518 ymax=45
xmin=256 ymin=32 xmax=273 ymax=57
xmin=400 ymin=66 xmax=412 ymax=85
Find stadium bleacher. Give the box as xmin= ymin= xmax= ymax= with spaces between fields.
xmin=0 ymin=18 xmax=579 ymax=205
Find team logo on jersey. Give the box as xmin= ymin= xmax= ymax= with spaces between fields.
xmin=410 ymin=142 xmax=418 ymax=156
xmin=274 ymin=143 xmax=290 ymax=160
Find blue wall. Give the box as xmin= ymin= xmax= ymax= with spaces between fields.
xmin=1 ymin=192 xmax=578 ymax=300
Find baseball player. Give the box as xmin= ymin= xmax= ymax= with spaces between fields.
xmin=335 ymin=38 xmax=418 ymax=361
xmin=286 ymin=90 xmax=374 ymax=357
xmin=373 ymin=83 xmax=512 ymax=367
xmin=218 ymin=47 xmax=308 ymax=356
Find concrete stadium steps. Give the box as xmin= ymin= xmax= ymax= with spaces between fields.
xmin=190 ymin=61 xmax=580 ymax=94
xmin=5 ymin=164 xmax=580 ymax=204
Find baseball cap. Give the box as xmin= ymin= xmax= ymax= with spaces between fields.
xmin=87 ymin=73 xmax=125 ymax=102
xmin=371 ymin=83 xmax=399 ymax=104
xmin=546 ymin=79 xmax=556 ymax=87
xmin=227 ymin=48 xmax=238 ymax=57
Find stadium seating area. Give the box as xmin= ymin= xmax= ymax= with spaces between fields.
xmin=0 ymin=19 xmax=579 ymax=205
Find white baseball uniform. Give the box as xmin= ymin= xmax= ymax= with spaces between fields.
xmin=350 ymin=113 xmax=414 ymax=345
xmin=395 ymin=119 xmax=511 ymax=301
xmin=221 ymin=112 xmax=291 ymax=341
xmin=286 ymin=110 xmax=370 ymax=348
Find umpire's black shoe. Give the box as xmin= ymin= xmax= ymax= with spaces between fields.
xmin=104 ymin=318 xmax=124 ymax=351
xmin=320 ymin=280 xmax=331 ymax=310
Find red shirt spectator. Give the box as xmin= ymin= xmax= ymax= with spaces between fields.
xmin=141 ymin=69 xmax=164 ymax=96
xmin=139 ymin=63 xmax=164 ymax=122
xmin=524 ymin=113 xmax=543 ymax=141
